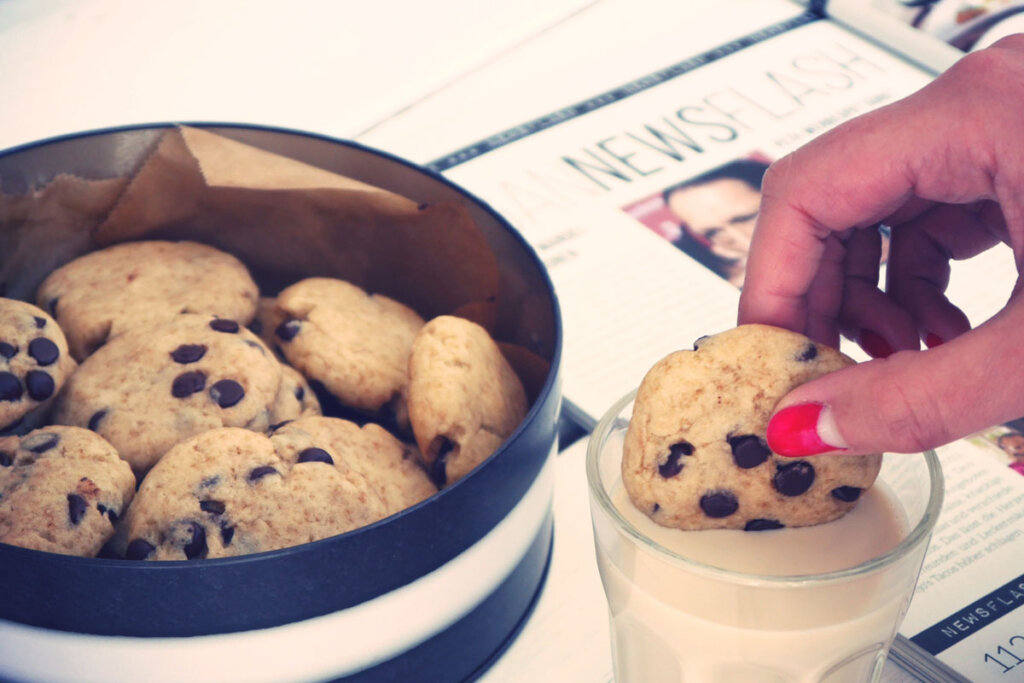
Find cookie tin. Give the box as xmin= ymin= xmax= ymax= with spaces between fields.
xmin=0 ymin=124 xmax=562 ymax=682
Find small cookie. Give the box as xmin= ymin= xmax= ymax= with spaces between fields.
xmin=623 ymin=324 xmax=882 ymax=531
xmin=271 ymin=278 xmax=424 ymax=423
xmin=0 ymin=426 xmax=135 ymax=557
xmin=268 ymin=364 xmax=322 ymax=426
xmin=407 ymin=315 xmax=528 ymax=487
xmin=36 ymin=240 xmax=259 ymax=361
xmin=248 ymin=296 xmax=286 ymax=359
xmin=52 ymin=314 xmax=283 ymax=476
xmin=0 ymin=298 xmax=77 ymax=435
xmin=119 ymin=421 xmax=435 ymax=560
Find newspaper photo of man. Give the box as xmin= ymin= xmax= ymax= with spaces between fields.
xmin=661 ymin=158 xmax=769 ymax=288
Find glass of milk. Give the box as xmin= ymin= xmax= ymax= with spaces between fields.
xmin=587 ymin=390 xmax=944 ymax=683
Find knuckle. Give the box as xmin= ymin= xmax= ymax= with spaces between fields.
xmin=948 ymin=41 xmax=1024 ymax=92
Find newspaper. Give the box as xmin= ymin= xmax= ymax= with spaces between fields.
xmin=361 ymin=0 xmax=1024 ymax=680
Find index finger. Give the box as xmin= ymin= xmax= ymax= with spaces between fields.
xmin=737 ymin=39 xmax=1024 ymax=336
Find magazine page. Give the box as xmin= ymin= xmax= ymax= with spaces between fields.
xmin=361 ymin=1 xmax=1024 ymax=680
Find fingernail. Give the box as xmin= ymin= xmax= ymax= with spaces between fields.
xmin=767 ymin=403 xmax=848 ymax=456
xmin=924 ymin=332 xmax=944 ymax=348
xmin=859 ymin=329 xmax=894 ymax=359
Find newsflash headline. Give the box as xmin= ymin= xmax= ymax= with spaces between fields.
xmin=490 ymin=42 xmax=891 ymax=223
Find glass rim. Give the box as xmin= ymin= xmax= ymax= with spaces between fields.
xmin=585 ymin=389 xmax=945 ymax=588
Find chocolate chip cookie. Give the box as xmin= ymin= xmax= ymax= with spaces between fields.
xmin=407 ymin=315 xmax=528 ymax=487
xmin=0 ymin=298 xmax=78 ymax=436
xmin=36 ymin=240 xmax=259 ymax=361
xmin=52 ymin=314 xmax=283 ymax=476
xmin=0 ymin=426 xmax=135 ymax=556
xmin=271 ymin=277 xmax=424 ymax=424
xmin=119 ymin=419 xmax=435 ymax=560
xmin=623 ymin=324 xmax=882 ymax=531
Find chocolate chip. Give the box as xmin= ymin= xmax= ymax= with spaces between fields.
xmin=172 ymin=370 xmax=207 ymax=398
xmin=652 ymin=502 xmax=660 ymax=514
xmin=658 ymin=441 xmax=694 ymax=478
xmin=209 ymin=319 xmax=239 ymax=333
xmin=796 ymin=343 xmax=818 ymax=362
xmin=88 ymin=409 xmax=108 ymax=432
xmin=200 ymin=500 xmax=226 ymax=515
xmin=25 ymin=370 xmax=54 ymax=401
xmin=275 ymin=319 xmax=301 ymax=342
xmin=692 ymin=335 xmax=710 ymax=350
xmin=33 ymin=316 xmax=46 ymax=329
xmin=105 ymin=507 xmax=119 ymax=524
xmin=210 ymin=379 xmax=244 ymax=408
xmin=27 ymin=338 xmax=58 ymax=365
xmin=170 ymin=344 xmax=207 ymax=364
xmin=745 ymin=518 xmax=785 ymax=531
xmin=700 ymin=490 xmax=739 ymax=518
xmin=200 ymin=475 xmax=221 ymax=489
xmin=297 ymin=447 xmax=334 ymax=465
xmin=243 ymin=339 xmax=265 ymax=354
xmin=67 ymin=494 xmax=88 ymax=525
xmin=0 ymin=451 xmax=12 ymax=467
xmin=125 ymin=538 xmax=155 ymax=560
xmin=0 ymin=372 xmax=23 ymax=401
xmin=248 ymin=465 xmax=279 ymax=482
xmin=0 ymin=342 xmax=16 ymax=359
xmin=0 ymin=418 xmax=22 ymax=435
xmin=183 ymin=522 xmax=208 ymax=559
xmin=23 ymin=432 xmax=59 ymax=453
xmin=429 ymin=437 xmax=456 ymax=488
xmin=221 ymin=525 xmax=235 ymax=546
xmin=831 ymin=486 xmax=862 ymax=502
xmin=295 ymin=385 xmax=305 ymax=401
xmin=773 ymin=461 xmax=815 ymax=497
xmin=46 ymin=298 xmax=58 ymax=317
xmin=728 ymin=434 xmax=770 ymax=469
xmin=268 ymin=420 xmax=293 ymax=433
xmin=247 ymin=320 xmax=263 ymax=335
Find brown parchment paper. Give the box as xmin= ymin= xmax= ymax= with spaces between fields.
xmin=0 ymin=126 xmax=550 ymax=398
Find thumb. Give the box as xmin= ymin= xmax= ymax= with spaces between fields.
xmin=766 ymin=307 xmax=1024 ymax=456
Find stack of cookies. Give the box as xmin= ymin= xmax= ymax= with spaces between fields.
xmin=0 ymin=240 xmax=527 ymax=560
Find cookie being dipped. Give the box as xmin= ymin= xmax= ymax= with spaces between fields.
xmin=622 ymin=324 xmax=881 ymax=531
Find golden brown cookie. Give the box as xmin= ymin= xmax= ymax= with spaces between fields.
xmin=0 ymin=426 xmax=135 ymax=556
xmin=119 ymin=419 xmax=435 ymax=560
xmin=407 ymin=316 xmax=527 ymax=487
xmin=0 ymin=298 xmax=77 ymax=435
xmin=270 ymin=278 xmax=424 ymax=425
xmin=623 ymin=324 xmax=882 ymax=531
xmin=52 ymin=314 xmax=283 ymax=476
xmin=36 ymin=240 xmax=259 ymax=361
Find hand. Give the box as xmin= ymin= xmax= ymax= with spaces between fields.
xmin=737 ymin=35 xmax=1024 ymax=457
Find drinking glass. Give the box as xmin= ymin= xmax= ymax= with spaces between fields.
xmin=587 ymin=390 xmax=944 ymax=683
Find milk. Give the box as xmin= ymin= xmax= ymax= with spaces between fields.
xmin=593 ymin=481 xmax=918 ymax=682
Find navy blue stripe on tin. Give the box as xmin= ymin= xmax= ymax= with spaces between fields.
xmin=427 ymin=10 xmax=820 ymax=173
xmin=910 ymin=571 xmax=1024 ymax=655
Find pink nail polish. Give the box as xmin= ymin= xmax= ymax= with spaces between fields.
xmin=859 ymin=329 xmax=894 ymax=359
xmin=767 ymin=403 xmax=846 ymax=456
xmin=924 ymin=332 xmax=943 ymax=348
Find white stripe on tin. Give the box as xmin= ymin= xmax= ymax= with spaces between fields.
xmin=0 ymin=442 xmax=557 ymax=683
